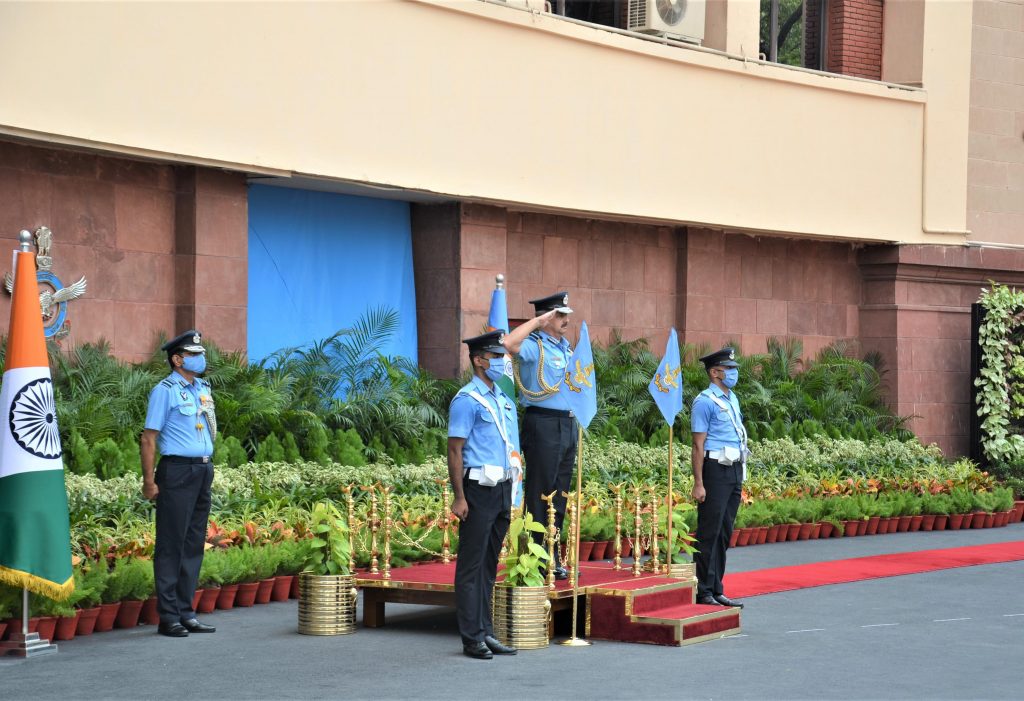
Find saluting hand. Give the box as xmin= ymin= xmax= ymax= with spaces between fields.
xmin=451 ymin=496 xmax=469 ymax=521
xmin=143 ymin=481 xmax=159 ymax=501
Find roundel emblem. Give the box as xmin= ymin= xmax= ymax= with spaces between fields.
xmin=9 ymin=377 xmax=62 ymax=459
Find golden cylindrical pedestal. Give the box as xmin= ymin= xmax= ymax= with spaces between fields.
xmin=491 ymin=585 xmax=551 ymax=650
xmin=297 ymin=573 xmax=358 ymax=636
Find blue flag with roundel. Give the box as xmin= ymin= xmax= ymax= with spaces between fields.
xmin=562 ymin=321 xmax=597 ymax=429
xmin=648 ymin=328 xmax=684 ymax=426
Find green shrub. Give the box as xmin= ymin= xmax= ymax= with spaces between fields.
xmin=214 ymin=435 xmax=248 ymax=468
xmin=93 ymin=438 xmax=126 ymax=480
xmin=332 ymin=429 xmax=367 ymax=466
xmin=103 ymin=557 xmax=152 ymax=603
xmin=66 ymin=429 xmax=93 ymax=475
xmin=255 ymin=434 xmax=285 ymax=463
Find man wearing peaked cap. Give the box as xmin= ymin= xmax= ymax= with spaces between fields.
xmin=690 ymin=347 xmax=747 ymax=609
xmin=448 ymin=330 xmax=521 ymax=659
xmin=501 ymin=291 xmax=575 ymax=580
xmin=140 ymin=330 xmax=219 ymax=637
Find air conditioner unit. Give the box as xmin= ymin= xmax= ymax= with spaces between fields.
xmin=627 ymin=0 xmax=705 ymax=44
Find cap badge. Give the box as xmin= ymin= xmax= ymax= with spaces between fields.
xmin=562 ymin=294 xmax=569 ymax=306
xmin=193 ymin=334 xmax=201 ymax=345
xmin=728 ymin=350 xmax=735 ymax=360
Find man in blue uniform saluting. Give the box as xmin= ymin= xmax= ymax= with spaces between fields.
xmin=140 ymin=330 xmax=218 ymax=638
xmin=691 ymin=347 xmax=748 ymax=609
xmin=502 ymin=292 xmax=573 ymax=579
xmin=448 ymin=330 xmax=521 ymax=660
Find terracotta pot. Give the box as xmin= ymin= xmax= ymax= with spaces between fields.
xmin=197 ymin=585 xmax=220 ymax=614
xmin=54 ymin=610 xmax=81 ymax=641
xmin=191 ymin=589 xmax=203 ymax=612
xmin=909 ymin=515 xmax=924 ymax=532
xmin=217 ymin=583 xmax=240 ymax=610
xmin=809 ymin=523 xmax=822 ymax=540
xmin=95 ymin=603 xmax=121 ymax=632
xmin=864 ymin=516 xmax=879 ymax=535
xmin=141 ymin=597 xmax=160 ymax=625
xmin=256 ymin=578 xmax=276 ymax=604
xmin=983 ymin=512 xmax=995 ymax=528
xmin=290 ymin=575 xmax=301 ymax=599
xmin=736 ymin=528 xmax=752 ymax=547
xmin=844 ymin=520 xmax=861 ymax=537
xmin=235 ymin=581 xmax=260 ymax=607
xmin=1013 ymin=501 xmax=1024 ymax=523
xmin=3 ymin=617 xmax=40 ymax=639
xmin=76 ymin=607 xmax=101 ymax=636
xmin=115 ymin=600 xmax=144 ymax=629
xmin=36 ymin=617 xmax=58 ymax=641
xmin=766 ymin=524 xmax=781 ymax=544
xmin=756 ymin=526 xmax=769 ymax=545
xmin=897 ymin=516 xmax=912 ymax=532
xmin=999 ymin=511 xmax=1012 ymax=527
xmin=272 ymin=575 xmax=294 ymax=602
xmin=786 ymin=524 xmax=801 ymax=542
xmin=818 ymin=522 xmax=834 ymax=539
xmin=729 ymin=530 xmax=739 ymax=548
xmin=798 ymin=523 xmax=814 ymax=540
xmin=590 ymin=541 xmax=609 ymax=561
xmin=921 ymin=514 xmax=936 ymax=531
xmin=0 ymin=622 xmax=6 ymax=641
xmin=933 ymin=515 xmax=949 ymax=531
xmin=619 ymin=538 xmax=633 ymax=559
xmin=948 ymin=513 xmax=965 ymax=529
xmin=971 ymin=512 xmax=987 ymax=529
xmin=577 ymin=541 xmax=595 ymax=562
xmin=773 ymin=524 xmax=788 ymax=541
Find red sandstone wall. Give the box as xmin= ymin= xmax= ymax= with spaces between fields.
xmin=683 ymin=228 xmax=862 ymax=358
xmin=0 ymin=140 xmax=247 ymax=362
xmin=828 ymin=0 xmax=884 ymax=80
xmin=458 ymin=204 xmax=681 ymax=359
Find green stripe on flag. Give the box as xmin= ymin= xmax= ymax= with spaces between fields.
xmin=0 ymin=469 xmax=74 ymax=599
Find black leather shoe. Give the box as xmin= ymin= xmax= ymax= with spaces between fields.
xmin=484 ymin=635 xmax=517 ymax=655
xmin=181 ymin=618 xmax=216 ymax=633
xmin=553 ymin=566 xmax=569 ymax=580
xmin=714 ymin=594 xmax=744 ymax=608
xmin=696 ymin=594 xmax=722 ymax=606
xmin=157 ymin=622 xmax=189 ymax=637
xmin=463 ymin=641 xmax=493 ymax=659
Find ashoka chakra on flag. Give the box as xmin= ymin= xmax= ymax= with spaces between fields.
xmin=9 ymin=376 xmax=62 ymax=459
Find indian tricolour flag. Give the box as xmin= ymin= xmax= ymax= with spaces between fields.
xmin=0 ymin=242 xmax=74 ymax=600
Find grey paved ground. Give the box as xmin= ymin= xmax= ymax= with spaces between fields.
xmin=3 ymin=524 xmax=1022 ymax=700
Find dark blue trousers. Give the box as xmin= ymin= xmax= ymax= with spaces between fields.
xmin=154 ymin=457 xmax=214 ymax=624
xmin=694 ymin=458 xmax=743 ymax=599
xmin=522 ymin=410 xmax=577 ymax=566
xmin=455 ymin=478 xmax=511 ymax=645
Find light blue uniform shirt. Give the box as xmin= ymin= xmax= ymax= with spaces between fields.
xmin=516 ymin=331 xmax=573 ymax=410
xmin=448 ymin=375 xmax=519 ymax=471
xmin=691 ymin=383 xmax=745 ymax=452
xmin=145 ymin=372 xmax=215 ymax=457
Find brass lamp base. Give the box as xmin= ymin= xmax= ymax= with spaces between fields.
xmin=558 ymin=637 xmax=592 ymax=646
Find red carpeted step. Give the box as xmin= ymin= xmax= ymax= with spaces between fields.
xmin=631 ymin=585 xmax=695 ymax=614
xmin=636 ymin=602 xmax=727 ymax=620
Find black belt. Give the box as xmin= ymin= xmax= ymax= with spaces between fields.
xmin=162 ymin=455 xmax=211 ymax=464
xmin=525 ymin=406 xmax=573 ymax=418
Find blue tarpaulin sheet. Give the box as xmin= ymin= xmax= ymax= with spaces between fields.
xmin=247 ymin=184 xmax=417 ymax=363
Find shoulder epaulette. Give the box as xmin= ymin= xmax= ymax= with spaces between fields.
xmin=159 ymin=378 xmax=174 ymax=388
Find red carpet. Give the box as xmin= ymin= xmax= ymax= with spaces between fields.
xmin=724 ymin=540 xmax=1024 ymax=598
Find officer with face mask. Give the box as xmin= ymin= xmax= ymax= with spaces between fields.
xmin=690 ymin=347 xmax=747 ymax=609
xmin=448 ymin=330 xmax=521 ymax=659
xmin=140 ymin=330 xmax=218 ymax=637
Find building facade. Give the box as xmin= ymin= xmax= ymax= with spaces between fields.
xmin=1 ymin=0 xmax=1022 ymax=456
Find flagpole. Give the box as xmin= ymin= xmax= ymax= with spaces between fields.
xmin=559 ymin=424 xmax=591 ymax=646
xmin=666 ymin=425 xmax=674 ymax=574
xmin=22 ymin=588 xmax=29 ymax=636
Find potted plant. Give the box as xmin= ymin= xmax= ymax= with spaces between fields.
xmin=492 ymin=510 xmax=551 ymax=650
xmin=230 ymin=546 xmax=261 ymax=607
xmin=297 ymin=502 xmax=356 ymax=635
xmin=98 ymin=557 xmax=149 ymax=629
xmin=576 ymin=511 xmax=599 ymax=562
xmin=75 ymin=561 xmax=107 ymax=636
xmin=197 ymin=549 xmax=225 ymax=614
xmin=254 ymin=545 xmax=280 ymax=604
xmin=270 ymin=541 xmax=300 ymax=601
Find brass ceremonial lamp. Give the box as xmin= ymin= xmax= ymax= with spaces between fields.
xmin=342 ymin=485 xmax=357 ymax=574
xmin=647 ymin=484 xmax=660 ymax=572
xmin=609 ymin=482 xmax=625 ymax=571
xmin=361 ymin=484 xmax=380 ymax=574
xmin=435 ymin=478 xmax=452 ymax=564
xmin=632 ymin=485 xmax=644 ymax=577
xmin=541 ymin=491 xmax=558 ymax=590
xmin=380 ymin=484 xmax=393 ymax=580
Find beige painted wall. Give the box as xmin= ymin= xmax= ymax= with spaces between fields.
xmin=0 ymin=0 xmax=971 ymax=244
xmin=967 ymin=0 xmax=1024 ymax=245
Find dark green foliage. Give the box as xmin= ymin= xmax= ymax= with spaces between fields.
xmin=92 ymin=438 xmax=126 ymax=480
xmin=255 ymin=433 xmax=285 ymax=463
xmin=332 ymin=429 xmax=367 ymax=466
xmin=213 ymin=435 xmax=249 ymax=469
xmin=304 ymin=423 xmax=332 ymax=465
xmin=282 ymin=432 xmax=302 ymax=463
xmin=66 ymin=428 xmax=93 ymax=475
